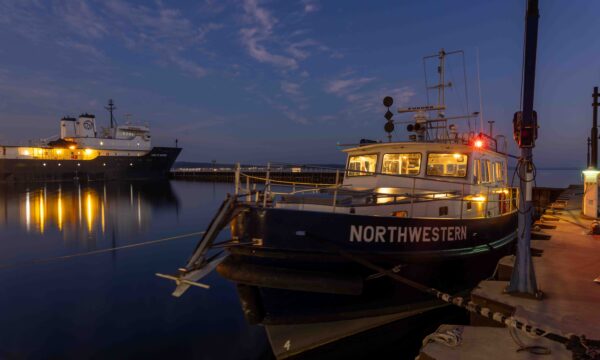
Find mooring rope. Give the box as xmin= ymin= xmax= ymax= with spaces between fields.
xmin=306 ymin=232 xmax=600 ymax=360
xmin=239 ymin=172 xmax=336 ymax=187
xmin=0 ymin=231 xmax=205 ymax=271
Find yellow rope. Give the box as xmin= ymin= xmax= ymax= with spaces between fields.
xmin=0 ymin=231 xmax=205 ymax=270
xmin=240 ymin=172 xmax=337 ymax=187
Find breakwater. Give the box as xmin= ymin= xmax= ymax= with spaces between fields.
xmin=170 ymin=166 xmax=341 ymax=185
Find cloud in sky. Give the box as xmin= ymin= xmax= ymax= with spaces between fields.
xmin=240 ymin=0 xmax=299 ymax=69
xmin=56 ymin=0 xmax=108 ymax=39
xmin=325 ymin=77 xmax=376 ymax=97
xmin=0 ymin=0 xmax=214 ymax=78
xmin=281 ymin=81 xmax=301 ymax=96
xmin=302 ymin=1 xmax=321 ymax=14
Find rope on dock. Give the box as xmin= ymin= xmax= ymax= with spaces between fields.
xmin=0 ymin=231 xmax=205 ymax=271
xmin=422 ymin=326 xmax=463 ymax=348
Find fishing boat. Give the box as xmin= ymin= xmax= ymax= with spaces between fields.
xmin=162 ymin=49 xmax=518 ymax=327
xmin=0 ymin=100 xmax=181 ymax=182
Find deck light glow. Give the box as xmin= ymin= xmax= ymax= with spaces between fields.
xmin=84 ymin=149 xmax=92 ymax=155
xmin=474 ymin=139 xmax=483 ymax=148
xmin=69 ymin=145 xmax=76 ymax=150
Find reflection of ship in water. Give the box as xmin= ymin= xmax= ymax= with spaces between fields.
xmin=0 ymin=181 xmax=179 ymax=241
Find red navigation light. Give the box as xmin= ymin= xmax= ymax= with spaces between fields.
xmin=474 ymin=139 xmax=483 ymax=148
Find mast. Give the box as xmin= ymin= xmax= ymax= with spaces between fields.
xmin=425 ymin=49 xmax=453 ymax=118
xmin=105 ymin=99 xmax=117 ymax=129
xmin=438 ymin=49 xmax=446 ymax=117
xmin=591 ymin=86 xmax=599 ymax=168
xmin=506 ymin=0 xmax=540 ymax=297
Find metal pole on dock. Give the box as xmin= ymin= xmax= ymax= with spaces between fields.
xmin=588 ymin=137 xmax=592 ymax=168
xmin=592 ymin=87 xmax=599 ymax=168
xmin=583 ymin=88 xmax=600 ymax=218
xmin=506 ymin=0 xmax=540 ymax=297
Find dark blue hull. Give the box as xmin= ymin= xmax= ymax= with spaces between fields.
xmin=217 ymin=206 xmax=517 ymax=324
xmin=0 ymin=147 xmax=181 ymax=183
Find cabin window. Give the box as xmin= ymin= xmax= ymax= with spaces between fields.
xmin=495 ymin=162 xmax=505 ymax=182
xmin=480 ymin=160 xmax=492 ymax=183
xmin=347 ymin=154 xmax=378 ymax=176
xmin=473 ymin=159 xmax=480 ymax=184
xmin=426 ymin=153 xmax=468 ymax=178
xmin=479 ymin=160 xmax=495 ymax=184
xmin=382 ymin=153 xmax=421 ymax=175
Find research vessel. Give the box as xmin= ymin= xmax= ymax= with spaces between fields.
xmin=0 ymin=100 xmax=181 ymax=182
xmin=164 ymin=49 xmax=517 ymax=330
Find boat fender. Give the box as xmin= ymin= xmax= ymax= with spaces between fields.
xmin=235 ymin=284 xmax=265 ymax=324
xmin=217 ymin=257 xmax=364 ymax=295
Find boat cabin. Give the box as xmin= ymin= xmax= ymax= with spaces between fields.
xmin=343 ymin=141 xmax=507 ymax=192
xmin=270 ymin=139 xmax=514 ymax=220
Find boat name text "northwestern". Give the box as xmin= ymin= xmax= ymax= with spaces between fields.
xmin=349 ymin=225 xmax=467 ymax=243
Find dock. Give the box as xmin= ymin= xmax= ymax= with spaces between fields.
xmin=419 ymin=185 xmax=600 ymax=359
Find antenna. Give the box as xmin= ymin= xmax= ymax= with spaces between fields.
xmin=423 ymin=49 xmax=454 ymax=118
xmin=476 ymin=49 xmax=484 ymax=133
xmin=105 ymin=99 xmax=117 ymax=128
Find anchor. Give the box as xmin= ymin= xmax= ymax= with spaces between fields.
xmin=156 ymin=194 xmax=245 ymax=297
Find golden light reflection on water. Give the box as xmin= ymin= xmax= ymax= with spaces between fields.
xmin=0 ymin=182 xmax=175 ymax=236
xmin=57 ymin=188 xmax=63 ymax=231
xmin=14 ymin=185 xmax=153 ymax=235
xmin=19 ymin=186 xmax=104 ymax=234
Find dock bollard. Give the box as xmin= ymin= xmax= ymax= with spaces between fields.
xmin=591 ymin=220 xmax=600 ymax=235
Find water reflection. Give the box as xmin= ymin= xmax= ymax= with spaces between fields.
xmin=0 ymin=181 xmax=270 ymax=359
xmin=0 ymin=181 xmax=180 ymax=238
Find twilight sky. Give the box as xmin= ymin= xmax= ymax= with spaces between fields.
xmin=0 ymin=0 xmax=598 ymax=166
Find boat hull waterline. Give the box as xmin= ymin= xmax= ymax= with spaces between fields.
xmin=0 ymin=147 xmax=181 ymax=182
xmin=216 ymin=206 xmax=517 ymax=324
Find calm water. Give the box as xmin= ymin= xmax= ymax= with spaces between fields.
xmin=0 ymin=181 xmax=270 ymax=359
xmin=0 ymin=170 xmax=581 ymax=359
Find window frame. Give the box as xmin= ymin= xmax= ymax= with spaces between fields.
xmin=381 ymin=152 xmax=422 ymax=176
xmin=479 ymin=159 xmax=490 ymax=183
xmin=425 ymin=152 xmax=469 ymax=179
xmin=345 ymin=153 xmax=379 ymax=177
xmin=494 ymin=161 xmax=505 ymax=183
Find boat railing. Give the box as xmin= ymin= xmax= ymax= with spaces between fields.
xmin=233 ymin=163 xmax=518 ymax=218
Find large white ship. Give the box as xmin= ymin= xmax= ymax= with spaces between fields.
xmin=0 ymin=100 xmax=181 ymax=182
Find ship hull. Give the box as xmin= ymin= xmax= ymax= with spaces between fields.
xmin=217 ymin=206 xmax=517 ymax=324
xmin=0 ymin=147 xmax=181 ymax=183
